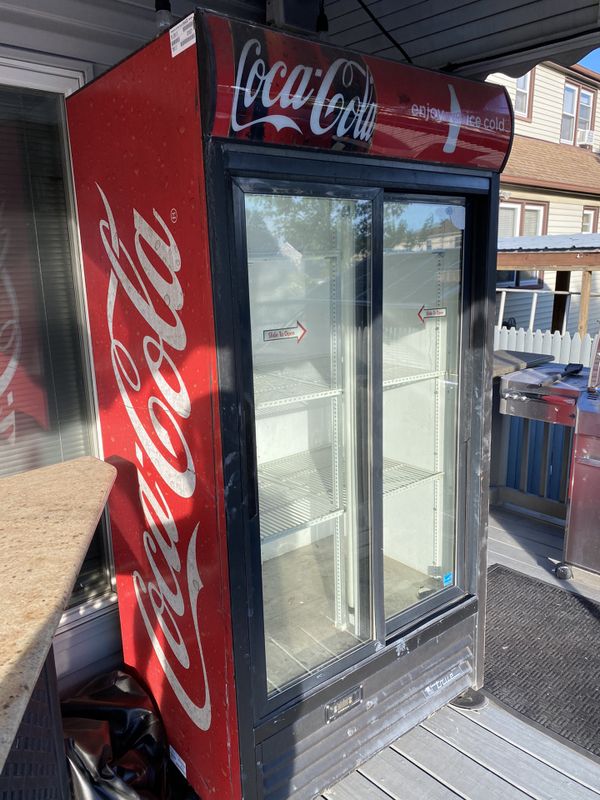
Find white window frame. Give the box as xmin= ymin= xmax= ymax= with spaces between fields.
xmin=582 ymin=207 xmax=598 ymax=233
xmin=0 ymin=54 xmax=117 ymax=630
xmin=519 ymin=203 xmax=545 ymax=286
xmin=578 ymin=88 xmax=594 ymax=139
xmin=497 ymin=201 xmax=545 ymax=288
xmin=560 ymin=81 xmax=596 ymax=145
xmin=561 ymin=83 xmax=578 ymax=144
xmin=522 ymin=203 xmax=544 ymax=237
xmin=498 ymin=201 xmax=521 ymax=237
xmin=514 ymin=71 xmax=532 ymax=118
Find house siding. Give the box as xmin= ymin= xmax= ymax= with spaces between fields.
xmin=491 ymin=62 xmax=600 ymax=149
xmin=492 ymin=60 xmax=600 ymax=337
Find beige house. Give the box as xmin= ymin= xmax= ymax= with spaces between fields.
xmin=489 ymin=63 xmax=600 ymax=334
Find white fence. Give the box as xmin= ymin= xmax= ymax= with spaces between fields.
xmin=494 ymin=326 xmax=599 ymax=366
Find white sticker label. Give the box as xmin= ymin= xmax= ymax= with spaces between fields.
xmin=170 ymin=15 xmax=196 ymax=58
xmin=418 ymin=305 xmax=447 ymax=323
xmin=169 ymin=745 xmax=187 ymax=778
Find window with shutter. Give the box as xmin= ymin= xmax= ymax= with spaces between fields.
xmin=498 ymin=204 xmax=519 ymax=238
xmin=0 ymin=84 xmax=110 ymax=606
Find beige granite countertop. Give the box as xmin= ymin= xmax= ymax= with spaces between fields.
xmin=0 ymin=456 xmax=116 ymax=771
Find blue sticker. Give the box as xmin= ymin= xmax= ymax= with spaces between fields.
xmin=443 ymin=571 xmax=453 ymax=587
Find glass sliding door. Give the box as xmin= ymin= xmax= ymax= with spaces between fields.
xmin=382 ymin=198 xmax=464 ymax=622
xmin=242 ymin=190 xmax=373 ymax=696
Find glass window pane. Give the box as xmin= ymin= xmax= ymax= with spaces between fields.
xmin=382 ymin=200 xmax=463 ymax=621
xmin=0 ymin=85 xmax=107 ymax=605
xmin=514 ymin=72 xmax=530 ymax=116
xmin=523 ymin=207 xmax=542 ymax=237
xmin=563 ymin=85 xmax=577 ymax=115
xmin=582 ymin=210 xmax=595 ymax=233
xmin=517 ymin=270 xmax=540 ymax=286
xmin=498 ymin=206 xmax=518 ymax=238
xmin=244 ymin=192 xmax=373 ymax=695
xmin=578 ymin=93 xmax=592 ymax=131
xmin=497 ymin=270 xmax=516 ymax=286
xmin=561 ymin=114 xmax=575 ymax=142
xmin=514 ymin=90 xmax=528 ymax=115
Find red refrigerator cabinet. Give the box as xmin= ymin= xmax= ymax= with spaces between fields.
xmin=67 ymin=12 xmax=512 ymax=800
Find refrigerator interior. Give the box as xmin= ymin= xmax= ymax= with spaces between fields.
xmin=244 ymin=192 xmax=464 ymax=694
xmin=382 ymin=199 xmax=463 ymax=620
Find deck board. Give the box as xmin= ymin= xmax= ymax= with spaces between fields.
xmin=487 ymin=521 xmax=563 ymax=556
xmin=392 ymin=725 xmax=532 ymax=800
xmin=359 ymin=746 xmax=461 ymax=799
xmin=422 ymin=706 xmax=600 ymax=800
xmin=488 ymin=508 xmax=564 ymax=546
xmin=452 ymin=704 xmax=600 ymax=793
xmin=487 ymin=506 xmax=600 ymax=603
xmin=323 ymin=697 xmax=600 ymax=800
xmin=320 ymin=770 xmax=394 ymax=799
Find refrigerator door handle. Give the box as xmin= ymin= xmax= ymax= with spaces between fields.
xmin=243 ymin=393 xmax=258 ymax=521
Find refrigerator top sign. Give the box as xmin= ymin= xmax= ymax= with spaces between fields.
xmin=199 ymin=12 xmax=513 ymax=170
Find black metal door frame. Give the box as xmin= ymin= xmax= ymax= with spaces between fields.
xmin=204 ymin=138 xmax=496 ymax=798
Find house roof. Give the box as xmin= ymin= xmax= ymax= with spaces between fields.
xmin=502 ymin=135 xmax=600 ymax=197
xmin=498 ymin=233 xmax=600 ymax=251
xmin=497 ymin=232 xmax=600 ymax=270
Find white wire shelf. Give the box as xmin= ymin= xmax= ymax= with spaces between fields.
xmin=383 ymin=458 xmax=442 ymax=495
xmin=257 ymin=447 xmax=442 ymax=542
xmin=258 ymin=447 xmax=342 ymax=540
xmin=383 ymin=362 xmax=445 ymax=388
xmin=254 ymin=357 xmax=339 ymax=410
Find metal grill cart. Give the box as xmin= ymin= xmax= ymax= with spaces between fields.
xmin=500 ymin=338 xmax=600 ymax=579
xmin=66 ymin=11 xmax=513 ymax=799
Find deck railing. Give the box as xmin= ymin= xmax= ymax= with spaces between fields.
xmin=493 ymin=326 xmax=597 ymax=366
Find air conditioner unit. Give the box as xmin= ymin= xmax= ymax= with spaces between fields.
xmin=577 ymin=129 xmax=594 ymax=146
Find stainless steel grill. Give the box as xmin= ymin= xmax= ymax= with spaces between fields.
xmin=500 ymin=355 xmax=600 ymax=576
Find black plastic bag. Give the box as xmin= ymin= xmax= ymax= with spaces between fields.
xmin=62 ymin=670 xmax=167 ymax=800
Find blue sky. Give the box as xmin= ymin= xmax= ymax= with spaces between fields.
xmin=578 ymin=50 xmax=600 ymax=73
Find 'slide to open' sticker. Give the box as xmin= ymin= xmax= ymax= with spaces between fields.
xmin=418 ymin=306 xmax=447 ymax=324
xmin=263 ymin=321 xmax=307 ymax=343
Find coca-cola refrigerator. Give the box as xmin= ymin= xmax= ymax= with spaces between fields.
xmin=66 ymin=11 xmax=512 ymax=800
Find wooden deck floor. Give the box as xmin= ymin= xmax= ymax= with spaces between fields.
xmin=488 ymin=505 xmax=600 ymax=603
xmin=321 ymin=505 xmax=600 ymax=800
xmin=321 ymin=697 xmax=600 ymax=800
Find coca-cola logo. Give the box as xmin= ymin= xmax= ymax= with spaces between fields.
xmin=0 ymin=206 xmax=19 ymax=447
xmin=97 ymin=185 xmax=211 ymax=731
xmin=231 ymin=37 xmax=377 ymax=144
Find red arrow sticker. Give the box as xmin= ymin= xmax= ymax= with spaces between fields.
xmin=418 ymin=306 xmax=447 ymax=324
xmin=263 ymin=320 xmax=307 ymax=343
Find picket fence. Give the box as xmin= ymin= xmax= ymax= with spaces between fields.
xmin=493 ymin=326 xmax=599 ymax=367
xmin=491 ymin=325 xmax=600 ymax=515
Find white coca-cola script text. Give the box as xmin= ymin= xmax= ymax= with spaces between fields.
xmin=231 ymin=37 xmax=377 ymax=143
xmin=97 ymin=184 xmax=211 ymax=730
